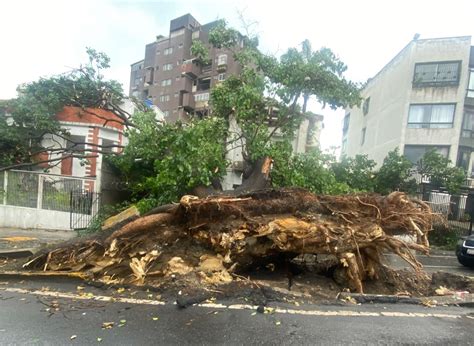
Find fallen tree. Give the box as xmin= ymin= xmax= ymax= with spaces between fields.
xmin=23 ymin=189 xmax=433 ymax=293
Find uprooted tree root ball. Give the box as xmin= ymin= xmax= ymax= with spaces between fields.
xmin=23 ymin=189 xmax=435 ymax=294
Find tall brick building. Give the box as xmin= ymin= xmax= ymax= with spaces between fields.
xmin=130 ymin=13 xmax=241 ymax=123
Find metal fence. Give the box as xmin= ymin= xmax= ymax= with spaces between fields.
xmin=70 ymin=190 xmax=101 ymax=230
xmin=417 ymin=183 xmax=472 ymax=236
xmin=1 ymin=170 xmax=99 ymax=229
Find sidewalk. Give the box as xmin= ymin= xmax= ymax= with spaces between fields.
xmin=0 ymin=228 xmax=76 ymax=258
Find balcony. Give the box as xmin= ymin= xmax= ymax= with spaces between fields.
xmin=181 ymin=93 xmax=195 ymax=111
xmin=177 ymin=76 xmax=193 ymax=92
xmin=144 ymin=67 xmax=154 ymax=84
xmin=217 ymin=64 xmax=227 ymax=73
xmin=181 ymin=59 xmax=201 ymax=79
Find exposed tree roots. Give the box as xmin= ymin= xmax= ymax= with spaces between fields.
xmin=23 ymin=189 xmax=434 ymax=293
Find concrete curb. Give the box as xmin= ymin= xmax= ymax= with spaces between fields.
xmin=0 ymin=249 xmax=34 ymax=259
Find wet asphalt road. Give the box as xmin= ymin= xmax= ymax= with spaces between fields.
xmin=1 ymin=277 xmax=474 ymax=345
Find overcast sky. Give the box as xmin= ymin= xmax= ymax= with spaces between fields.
xmin=1 ymin=0 xmax=473 ymax=150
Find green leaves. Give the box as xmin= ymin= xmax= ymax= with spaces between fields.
xmin=374 ymin=148 xmax=416 ymax=195
xmin=0 ymin=48 xmax=124 ymax=169
xmin=209 ymin=20 xmax=241 ymax=49
xmin=418 ymin=150 xmax=465 ymax=194
xmin=208 ymin=21 xmax=360 ymax=166
xmin=332 ymin=155 xmax=376 ymax=192
xmin=272 ymin=148 xmax=352 ymax=195
xmin=111 ymin=113 xmax=228 ymax=210
xmin=190 ymin=40 xmax=211 ymax=65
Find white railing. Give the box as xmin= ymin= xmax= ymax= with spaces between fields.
xmin=0 ymin=170 xmax=96 ymax=212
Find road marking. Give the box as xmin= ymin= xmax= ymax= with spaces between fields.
xmin=0 ymin=287 xmax=463 ymax=319
xmin=1 ymin=287 xmax=165 ymax=305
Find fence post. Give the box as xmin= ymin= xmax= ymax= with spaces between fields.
xmin=3 ymin=171 xmax=7 ymax=205
xmin=37 ymin=175 xmax=43 ymax=209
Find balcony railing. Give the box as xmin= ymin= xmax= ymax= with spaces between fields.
xmin=181 ymin=60 xmax=201 ymax=78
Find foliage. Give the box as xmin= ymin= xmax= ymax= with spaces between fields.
xmin=208 ymin=21 xmax=361 ymax=165
xmin=375 ymin=148 xmax=417 ymax=195
xmin=332 ymin=155 xmax=376 ymax=192
xmin=272 ymin=148 xmax=351 ymax=195
xmin=0 ymin=48 xmax=124 ymax=170
xmin=208 ymin=19 xmax=242 ymax=49
xmin=190 ymin=39 xmax=211 ymax=65
xmin=264 ymin=39 xmax=362 ymax=112
xmin=110 ymin=111 xmax=227 ymax=208
xmin=428 ymin=224 xmax=460 ymax=250
xmin=418 ymin=150 xmax=465 ymax=194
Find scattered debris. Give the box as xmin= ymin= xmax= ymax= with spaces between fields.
xmin=0 ymin=237 xmax=37 ymax=242
xmin=101 ymin=322 xmax=114 ymax=329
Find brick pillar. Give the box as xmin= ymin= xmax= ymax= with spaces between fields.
xmin=84 ymin=126 xmax=99 ymax=192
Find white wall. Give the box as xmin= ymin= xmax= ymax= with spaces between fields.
xmin=343 ymin=36 xmax=472 ymax=167
xmin=0 ymin=205 xmax=72 ymax=230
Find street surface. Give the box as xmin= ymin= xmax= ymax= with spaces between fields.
xmin=1 ymin=276 xmax=474 ymax=345
xmin=385 ymin=250 xmax=474 ymax=277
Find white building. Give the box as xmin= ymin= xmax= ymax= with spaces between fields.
xmin=342 ymin=36 xmax=474 ymax=175
xmin=223 ymin=112 xmax=324 ymax=190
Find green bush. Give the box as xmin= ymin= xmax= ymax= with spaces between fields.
xmin=375 ymin=148 xmax=417 ymax=195
xmin=428 ymin=224 xmax=461 ymax=250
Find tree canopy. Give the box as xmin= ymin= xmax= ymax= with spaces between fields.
xmin=207 ymin=20 xmax=361 ymax=165
xmin=0 ymin=48 xmax=129 ymax=171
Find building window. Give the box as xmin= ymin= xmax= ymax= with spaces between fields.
xmin=159 ymin=95 xmax=170 ymax=102
xmin=457 ymin=147 xmax=471 ymax=172
xmin=131 ymin=63 xmax=143 ymax=72
xmin=413 ymin=61 xmax=460 ymax=86
xmin=164 ymin=47 xmax=173 ymax=55
xmin=341 ymin=138 xmax=347 ymax=153
xmin=174 ymin=92 xmax=179 ymax=98
xmin=178 ymin=43 xmax=183 ymax=49
xmin=362 ymin=97 xmax=370 ymax=115
xmin=342 ymin=113 xmax=350 ymax=135
xmin=360 ymin=127 xmax=366 ymax=145
xmin=163 ymin=111 xmax=169 ymax=117
xmin=404 ymin=145 xmax=449 ymax=164
xmin=462 ymin=109 xmax=474 ymax=138
xmin=162 ymin=63 xmax=173 ymax=71
xmin=468 ymin=70 xmax=474 ymax=98
xmin=156 ymin=50 xmax=160 ymax=55
xmin=67 ymin=135 xmax=86 ymax=153
xmin=194 ymin=93 xmax=210 ymax=102
xmin=218 ymin=54 xmax=227 ymax=66
xmin=218 ymin=73 xmax=225 ymax=81
xmin=161 ymin=79 xmax=172 ymax=87
xmin=407 ymin=104 xmax=455 ymax=128
xmin=101 ymin=138 xmax=116 ymax=154
xmin=197 ymin=78 xmax=211 ymax=91
xmin=176 ymin=76 xmax=180 ymax=81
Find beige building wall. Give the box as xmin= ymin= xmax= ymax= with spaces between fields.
xmin=343 ymin=36 xmax=472 ymax=168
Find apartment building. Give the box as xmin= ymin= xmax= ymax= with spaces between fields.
xmin=129 ymin=13 xmax=242 ymax=123
xmin=342 ymin=36 xmax=474 ymax=175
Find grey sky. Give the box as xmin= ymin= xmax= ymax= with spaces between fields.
xmin=1 ymin=0 xmax=473 ymax=150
